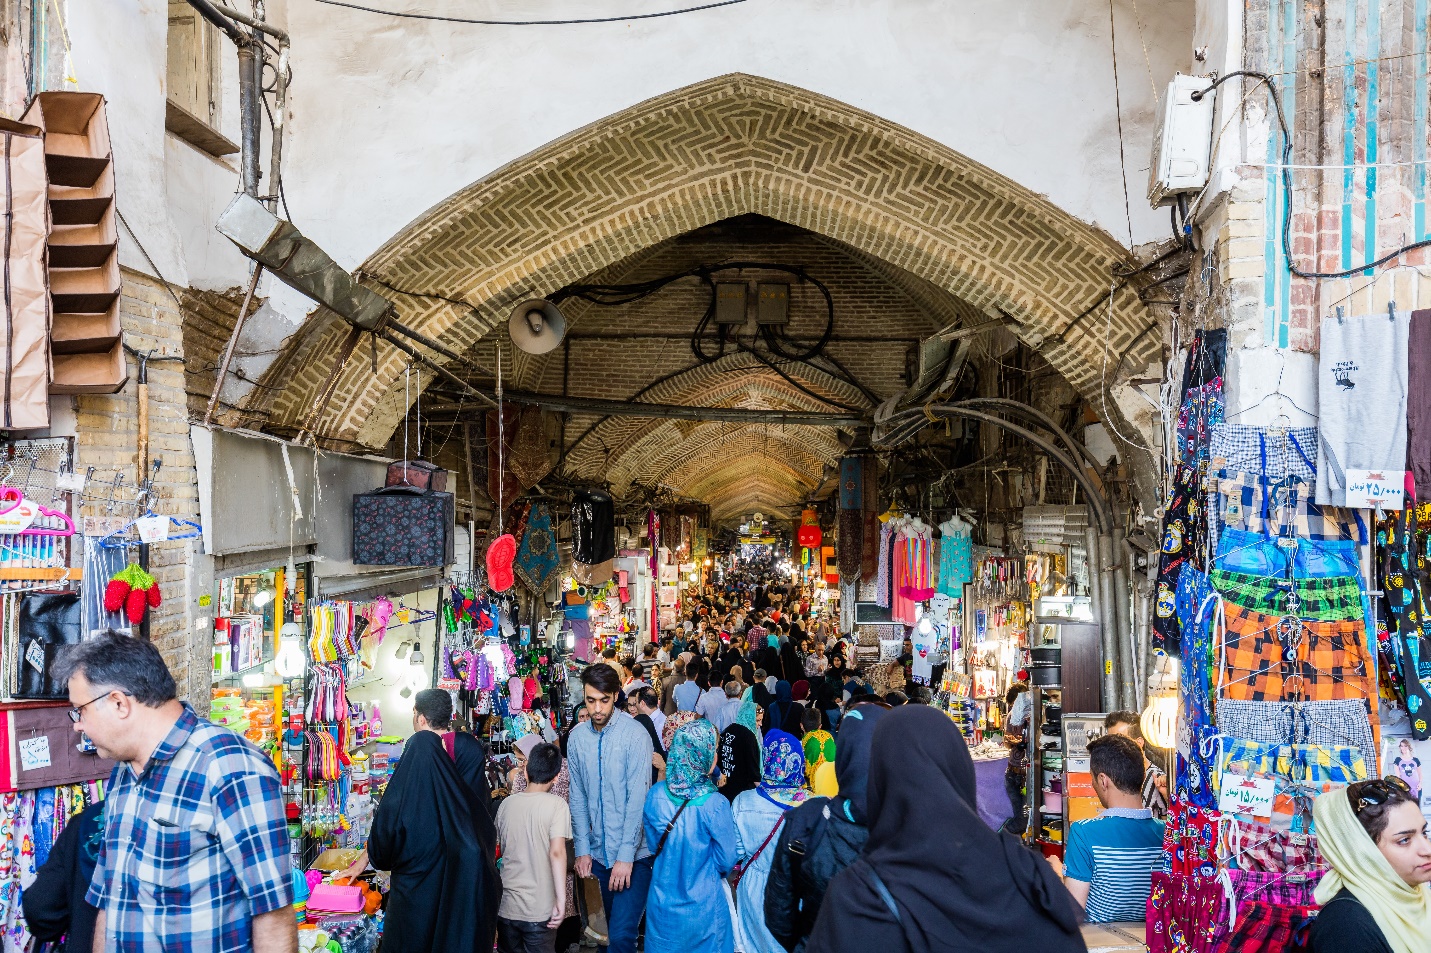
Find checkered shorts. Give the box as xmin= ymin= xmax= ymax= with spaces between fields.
xmin=1213 ymin=471 xmax=1362 ymax=543
xmin=1214 ymin=698 xmax=1374 ymax=754
xmin=1209 ymin=569 xmax=1363 ymax=621
xmin=1218 ymin=603 xmax=1372 ymax=702
xmin=1218 ymin=737 xmax=1369 ymax=789
xmin=1208 ymin=425 xmax=1319 ymax=481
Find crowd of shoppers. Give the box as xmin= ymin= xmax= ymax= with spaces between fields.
xmin=37 ymin=563 xmax=1430 ymax=953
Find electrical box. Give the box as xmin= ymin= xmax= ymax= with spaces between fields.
xmin=714 ymin=282 xmax=747 ymax=324
xmin=1147 ymin=73 xmax=1215 ymax=207
xmin=756 ymin=283 xmax=789 ymax=325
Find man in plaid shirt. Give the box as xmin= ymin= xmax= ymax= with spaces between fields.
xmin=57 ymin=633 xmax=296 ymax=953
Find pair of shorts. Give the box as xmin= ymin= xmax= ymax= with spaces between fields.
xmin=1224 ymin=818 xmax=1322 ymax=872
xmin=1154 ymin=465 xmax=1208 ymax=653
xmin=1209 ymin=568 xmax=1363 ymax=621
xmin=1162 ymin=803 xmax=1221 ymax=880
xmin=1146 ymin=872 xmax=1231 ymax=953
xmin=1214 ymin=699 xmax=1374 ymax=755
xmin=1208 ymin=425 xmax=1318 ymax=481
xmin=1225 ymin=900 xmax=1316 ymax=953
xmin=1218 ymin=737 xmax=1369 ymax=790
xmin=1213 ymin=528 xmax=1361 ymax=579
xmin=1227 ymin=868 xmax=1323 ymax=908
xmin=1177 ymin=568 xmax=1218 ymax=807
xmin=1213 ymin=471 xmax=1363 ymax=544
xmin=1218 ymin=603 xmax=1372 ymax=702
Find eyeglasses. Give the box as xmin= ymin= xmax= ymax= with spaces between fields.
xmin=1352 ymin=776 xmax=1412 ymax=814
xmin=67 ymin=690 xmax=130 ymax=723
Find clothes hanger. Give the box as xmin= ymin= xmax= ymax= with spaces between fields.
xmin=1223 ymin=350 xmax=1318 ymax=423
xmin=96 ymin=510 xmax=203 ymax=549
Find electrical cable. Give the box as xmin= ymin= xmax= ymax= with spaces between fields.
xmin=1193 ymin=70 xmax=1431 ymax=279
xmin=306 ymin=0 xmax=750 ymax=26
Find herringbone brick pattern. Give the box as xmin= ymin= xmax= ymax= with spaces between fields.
xmin=244 ymin=74 xmax=1154 ymax=454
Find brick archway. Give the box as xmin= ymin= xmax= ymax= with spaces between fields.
xmin=248 ymin=72 xmax=1157 ymax=454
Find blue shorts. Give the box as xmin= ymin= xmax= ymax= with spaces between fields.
xmin=1213 ymin=528 xmax=1360 ymax=579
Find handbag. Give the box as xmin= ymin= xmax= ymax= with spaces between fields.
xmin=15 ymin=592 xmax=81 ymax=699
xmin=730 ymin=814 xmax=785 ymax=895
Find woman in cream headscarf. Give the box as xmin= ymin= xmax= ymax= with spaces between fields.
xmin=1310 ymin=777 xmax=1431 ymax=953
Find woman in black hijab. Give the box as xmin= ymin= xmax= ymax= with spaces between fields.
xmin=766 ymin=680 xmax=805 ymax=737
xmin=718 ymin=696 xmax=764 ymax=802
xmin=806 ymin=706 xmax=1085 ymax=953
xmin=369 ymin=730 xmax=501 ymax=953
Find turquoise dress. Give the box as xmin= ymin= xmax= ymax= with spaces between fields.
xmin=642 ymin=781 xmax=739 ymax=953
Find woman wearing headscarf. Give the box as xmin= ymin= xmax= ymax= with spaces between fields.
xmin=1309 ymin=777 xmax=1431 ymax=953
xmin=781 ymin=638 xmax=805 ymax=693
xmin=765 ymin=703 xmax=887 ymax=953
xmin=507 ymin=734 xmax=581 ymax=951
xmin=368 ymin=730 xmax=501 ymax=953
xmin=802 ymin=708 xmax=835 ymax=785
xmin=754 ymin=630 xmax=784 ymax=682
xmin=732 ymin=729 xmax=809 ymax=953
xmin=806 ymin=705 xmax=1084 ymax=953
xmin=767 ymin=680 xmax=805 ymax=737
xmin=719 ymin=694 xmax=765 ymax=803
xmin=643 ymin=719 xmax=740 ymax=953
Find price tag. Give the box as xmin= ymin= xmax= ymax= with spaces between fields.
xmin=1345 ymin=469 xmax=1406 ymax=510
xmin=19 ymin=736 xmax=51 ymax=771
xmin=135 ymin=515 xmax=170 ymax=543
xmin=56 ymin=472 xmax=86 ymax=492
xmin=1218 ymin=774 xmax=1276 ymax=820
xmin=25 ymin=640 xmax=45 ymax=673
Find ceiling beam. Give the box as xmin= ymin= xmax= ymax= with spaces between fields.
xmin=424 ymin=388 xmax=865 ymax=426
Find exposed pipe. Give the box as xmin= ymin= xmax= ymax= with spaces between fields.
xmin=185 ymin=0 xmax=246 ymax=43
xmin=236 ymin=39 xmax=260 ymax=195
xmin=1111 ymin=537 xmax=1136 ymax=708
xmin=1085 ymin=521 xmax=1117 ymax=711
xmin=878 ymin=405 xmax=1112 ymax=534
xmin=210 ymin=1 xmax=290 ymax=40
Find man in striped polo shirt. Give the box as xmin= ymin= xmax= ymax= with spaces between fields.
xmin=1059 ymin=733 xmax=1166 ymax=923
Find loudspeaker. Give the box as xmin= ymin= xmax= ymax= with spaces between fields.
xmin=508 ymin=299 xmax=567 ymax=354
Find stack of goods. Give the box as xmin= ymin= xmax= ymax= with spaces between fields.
xmin=1152 ymin=330 xmax=1379 ymax=950
xmin=946 ymin=698 xmax=981 ymax=741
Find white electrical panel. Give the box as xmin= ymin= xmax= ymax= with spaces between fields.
xmin=1147 ymin=73 xmax=1215 ymax=207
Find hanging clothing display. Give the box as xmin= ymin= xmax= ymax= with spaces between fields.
xmin=1410 ymin=309 xmax=1431 ymax=498
xmin=937 ymin=515 xmax=972 ymax=596
xmin=512 ymin=502 xmax=559 ymax=593
xmin=1315 ymin=310 xmax=1411 ymax=506
xmin=570 ymin=488 xmax=616 ymax=584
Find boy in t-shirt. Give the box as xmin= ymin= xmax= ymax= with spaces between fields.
xmin=495 ymin=742 xmax=572 ymax=953
xmin=1053 ymin=733 xmax=1166 ymax=923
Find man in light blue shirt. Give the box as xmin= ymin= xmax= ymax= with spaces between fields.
xmin=568 ymin=663 xmax=654 ymax=953
xmin=1056 ymin=733 xmax=1165 ymax=923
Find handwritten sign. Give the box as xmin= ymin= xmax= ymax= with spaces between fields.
xmin=135 ymin=515 xmax=170 ymax=543
xmin=1218 ymin=774 xmax=1275 ymax=820
xmin=19 ymin=736 xmax=51 ymax=771
xmin=1345 ymin=468 xmax=1406 ymax=510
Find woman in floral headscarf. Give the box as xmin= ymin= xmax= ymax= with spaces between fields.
xmin=642 ymin=719 xmax=739 ymax=953
xmin=731 ymin=729 xmax=810 ymax=953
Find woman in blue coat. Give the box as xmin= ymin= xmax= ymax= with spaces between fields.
xmin=643 ymin=718 xmax=740 ymax=953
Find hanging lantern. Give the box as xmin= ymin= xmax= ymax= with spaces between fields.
xmin=797 ymin=524 xmax=822 ymax=549
xmin=1141 ymin=655 xmax=1180 ymax=749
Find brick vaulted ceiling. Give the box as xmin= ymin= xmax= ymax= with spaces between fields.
xmin=241 ymin=73 xmax=1158 ymax=519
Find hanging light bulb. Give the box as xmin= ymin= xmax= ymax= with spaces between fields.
xmin=916 ymin=615 xmax=934 ymax=636
xmin=407 ymin=643 xmax=427 ymax=691
xmin=252 ymin=589 xmax=274 ymax=609
xmin=275 ymin=622 xmax=306 ymax=679
xmin=1141 ymin=655 xmax=1180 ymax=750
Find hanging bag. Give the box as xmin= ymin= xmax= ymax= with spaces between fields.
xmin=14 ymin=592 xmax=81 ymax=699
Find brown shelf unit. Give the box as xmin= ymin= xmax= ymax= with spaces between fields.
xmin=21 ymin=92 xmax=125 ymax=394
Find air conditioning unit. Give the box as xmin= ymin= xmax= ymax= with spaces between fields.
xmin=1147 ymin=73 xmax=1215 ymax=207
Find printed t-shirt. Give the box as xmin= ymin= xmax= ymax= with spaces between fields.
xmin=1064 ymin=807 xmax=1166 ymax=923
xmin=495 ymin=791 xmax=573 ymax=922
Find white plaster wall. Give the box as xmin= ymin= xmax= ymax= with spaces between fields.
xmin=276 ymin=0 xmax=1194 ymax=271
xmin=60 ymin=0 xmax=1202 ymax=320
